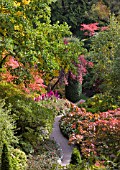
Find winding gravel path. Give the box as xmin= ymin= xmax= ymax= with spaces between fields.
xmin=50 ymin=115 xmax=74 ymax=166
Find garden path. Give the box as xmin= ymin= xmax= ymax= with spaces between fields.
xmin=50 ymin=115 xmax=75 ymax=166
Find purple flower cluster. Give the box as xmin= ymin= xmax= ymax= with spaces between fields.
xmin=34 ymin=90 xmax=60 ymax=102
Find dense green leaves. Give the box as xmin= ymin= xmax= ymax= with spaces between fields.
xmin=50 ymin=0 xmax=96 ymax=36
xmin=103 ymin=0 xmax=120 ymax=15
xmin=89 ymin=16 xmax=120 ymax=98
xmin=0 ymin=98 xmax=18 ymax=165
xmin=110 ymin=47 xmax=120 ymax=96
xmin=0 ymin=82 xmax=55 ymax=150
xmin=10 ymin=147 xmax=27 ymax=170
xmin=1 ymin=143 xmax=11 ymax=170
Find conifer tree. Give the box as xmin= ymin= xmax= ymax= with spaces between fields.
xmin=70 ymin=147 xmax=82 ymax=165
xmin=1 ymin=143 xmax=11 ymax=170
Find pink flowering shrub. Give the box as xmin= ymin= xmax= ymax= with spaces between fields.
xmin=70 ymin=55 xmax=94 ymax=84
xmin=34 ymin=90 xmax=60 ymax=102
xmin=0 ymin=55 xmax=46 ymax=94
xmin=80 ymin=23 xmax=99 ymax=36
xmin=58 ymin=37 xmax=93 ymax=86
xmin=80 ymin=23 xmax=108 ymax=36
xmin=60 ymin=104 xmax=120 ymax=162
xmin=5 ymin=56 xmax=20 ymax=69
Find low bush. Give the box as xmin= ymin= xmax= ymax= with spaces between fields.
xmin=70 ymin=147 xmax=82 ymax=165
xmin=0 ymin=82 xmax=55 ymax=152
xmin=78 ymin=93 xmax=120 ymax=113
xmin=60 ymin=104 xmax=120 ymax=168
xmin=14 ymin=98 xmax=55 ymax=148
xmin=27 ymin=139 xmax=62 ymax=170
xmin=10 ymin=147 xmax=27 ymax=170
xmin=1 ymin=143 xmax=27 ymax=170
xmin=38 ymin=98 xmax=72 ymax=116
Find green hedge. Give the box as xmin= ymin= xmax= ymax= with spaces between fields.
xmin=1 ymin=143 xmax=27 ymax=170
xmin=0 ymin=82 xmax=55 ymax=152
xmin=78 ymin=93 xmax=120 ymax=113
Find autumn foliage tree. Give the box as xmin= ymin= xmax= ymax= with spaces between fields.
xmin=0 ymin=0 xmax=86 ymax=94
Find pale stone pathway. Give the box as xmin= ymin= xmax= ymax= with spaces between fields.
xmin=50 ymin=115 xmax=74 ymax=166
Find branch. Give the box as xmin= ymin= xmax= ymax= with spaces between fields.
xmin=0 ymin=54 xmax=9 ymax=68
xmin=51 ymin=77 xmax=60 ymax=91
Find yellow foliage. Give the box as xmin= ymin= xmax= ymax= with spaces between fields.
xmin=39 ymin=56 xmax=44 ymax=66
xmin=15 ymin=11 xmax=23 ymax=16
xmin=0 ymin=28 xmax=7 ymax=36
xmin=22 ymin=0 xmax=31 ymax=5
xmin=14 ymin=25 xmax=20 ymax=31
xmin=53 ymin=70 xmax=59 ymax=77
xmin=14 ymin=24 xmax=23 ymax=31
xmin=0 ymin=7 xmax=9 ymax=14
xmin=64 ymin=66 xmax=69 ymax=73
xmin=14 ymin=1 xmax=21 ymax=7
xmin=91 ymin=1 xmax=110 ymax=20
xmin=44 ymin=73 xmax=51 ymax=85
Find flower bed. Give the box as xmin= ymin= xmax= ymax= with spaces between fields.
xmin=60 ymin=103 xmax=120 ymax=167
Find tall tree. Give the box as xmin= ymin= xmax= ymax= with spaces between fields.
xmin=50 ymin=0 xmax=112 ymax=38
xmin=50 ymin=0 xmax=97 ymax=37
xmin=89 ymin=15 xmax=120 ymax=98
xmin=0 ymin=0 xmax=86 ymax=92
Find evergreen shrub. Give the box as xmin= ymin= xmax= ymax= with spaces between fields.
xmin=78 ymin=93 xmax=120 ymax=113
xmin=0 ymin=82 xmax=55 ymax=150
xmin=10 ymin=148 xmax=27 ymax=170
xmin=70 ymin=147 xmax=82 ymax=165
xmin=65 ymin=77 xmax=82 ymax=103
xmin=0 ymin=98 xmax=18 ymax=165
xmin=1 ymin=143 xmax=11 ymax=170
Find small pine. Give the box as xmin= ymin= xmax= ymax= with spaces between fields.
xmin=65 ymin=77 xmax=82 ymax=103
xmin=1 ymin=143 xmax=11 ymax=170
xmin=70 ymin=147 xmax=82 ymax=165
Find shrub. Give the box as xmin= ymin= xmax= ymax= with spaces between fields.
xmin=10 ymin=148 xmax=27 ymax=170
xmin=78 ymin=93 xmax=120 ymax=113
xmin=1 ymin=144 xmax=27 ymax=170
xmin=0 ymin=98 xmax=18 ymax=165
xmin=65 ymin=54 xmax=93 ymax=103
xmin=70 ymin=147 xmax=82 ymax=165
xmin=60 ymin=104 xmax=120 ymax=168
xmin=65 ymin=77 xmax=82 ymax=103
xmin=1 ymin=143 xmax=11 ymax=170
xmin=27 ymin=139 xmax=61 ymax=170
xmin=109 ymin=47 xmax=120 ymax=97
xmin=0 ymin=82 xmax=55 ymax=151
xmin=89 ymin=16 xmax=120 ymax=98
xmin=38 ymin=98 xmax=72 ymax=116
